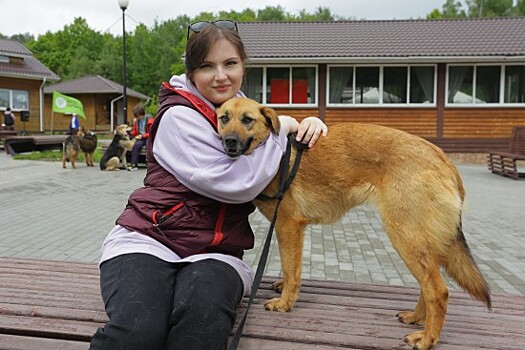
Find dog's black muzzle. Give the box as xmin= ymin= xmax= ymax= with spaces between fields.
xmin=222 ymin=135 xmax=254 ymax=158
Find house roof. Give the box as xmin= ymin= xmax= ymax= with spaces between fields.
xmin=238 ymin=17 xmax=525 ymax=63
xmin=43 ymin=75 xmax=149 ymax=100
xmin=0 ymin=38 xmax=60 ymax=80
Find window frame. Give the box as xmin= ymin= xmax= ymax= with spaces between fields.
xmin=243 ymin=65 xmax=318 ymax=107
xmin=446 ymin=63 xmax=525 ymax=107
xmin=0 ymin=88 xmax=30 ymax=111
xmin=326 ymin=64 xmax=437 ymax=108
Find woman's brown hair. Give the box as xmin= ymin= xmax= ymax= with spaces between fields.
xmin=185 ymin=25 xmax=248 ymax=84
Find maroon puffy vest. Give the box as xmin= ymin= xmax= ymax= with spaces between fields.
xmin=116 ymin=83 xmax=255 ymax=259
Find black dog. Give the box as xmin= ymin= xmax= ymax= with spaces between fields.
xmin=99 ymin=124 xmax=135 ymax=171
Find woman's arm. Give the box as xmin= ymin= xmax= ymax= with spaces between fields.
xmin=153 ymin=106 xmax=288 ymax=203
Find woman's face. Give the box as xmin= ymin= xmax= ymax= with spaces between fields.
xmin=192 ymin=38 xmax=244 ymax=105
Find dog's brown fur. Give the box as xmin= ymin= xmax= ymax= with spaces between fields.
xmin=99 ymin=124 xmax=136 ymax=171
xmin=217 ymin=97 xmax=491 ymax=350
xmin=77 ymin=127 xmax=98 ymax=167
xmin=62 ymin=135 xmax=81 ymax=169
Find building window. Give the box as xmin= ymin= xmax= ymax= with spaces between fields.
xmin=0 ymin=88 xmax=29 ymax=110
xmin=448 ymin=64 xmax=525 ymax=105
xmin=243 ymin=68 xmax=263 ymax=103
xmin=328 ymin=65 xmax=435 ymax=106
xmin=384 ymin=67 xmax=407 ymax=103
xmin=355 ymin=67 xmax=380 ymax=104
xmin=242 ymin=66 xmax=317 ymax=106
xmin=410 ymin=66 xmax=435 ymax=104
xmin=328 ymin=67 xmax=353 ymax=104
xmin=505 ymin=65 xmax=525 ymax=103
xmin=0 ymin=89 xmax=9 ymax=109
xmin=448 ymin=66 xmax=474 ymax=103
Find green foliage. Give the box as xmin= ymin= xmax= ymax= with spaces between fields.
xmin=13 ymin=148 xmax=103 ymax=162
xmin=429 ymin=0 xmax=519 ymax=18
xmin=518 ymin=0 xmax=525 ymax=15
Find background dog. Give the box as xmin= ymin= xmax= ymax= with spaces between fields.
xmin=62 ymin=134 xmax=81 ymax=169
xmin=77 ymin=127 xmax=98 ymax=167
xmin=99 ymin=124 xmax=135 ymax=171
xmin=217 ymin=97 xmax=491 ymax=350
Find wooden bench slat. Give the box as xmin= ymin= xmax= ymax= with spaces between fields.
xmin=0 ymin=334 xmax=88 ymax=350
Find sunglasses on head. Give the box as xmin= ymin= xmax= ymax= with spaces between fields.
xmin=187 ymin=20 xmax=238 ymax=40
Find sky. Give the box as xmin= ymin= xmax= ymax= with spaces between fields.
xmin=0 ymin=0 xmax=447 ymax=38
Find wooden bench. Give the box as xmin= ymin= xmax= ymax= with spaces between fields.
xmin=1 ymin=257 xmax=524 ymax=349
xmin=3 ymin=135 xmax=68 ymax=156
xmin=0 ymin=130 xmax=18 ymax=150
xmin=487 ymin=126 xmax=525 ymax=179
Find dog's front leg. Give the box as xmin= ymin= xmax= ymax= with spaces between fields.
xmin=264 ymin=217 xmax=306 ymax=312
xmin=121 ymin=150 xmax=128 ymax=169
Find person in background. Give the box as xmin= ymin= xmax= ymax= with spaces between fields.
xmin=69 ymin=113 xmax=80 ymax=135
xmin=89 ymin=19 xmax=327 ymax=350
xmin=3 ymin=107 xmax=15 ymax=131
xmin=128 ymin=105 xmax=153 ymax=171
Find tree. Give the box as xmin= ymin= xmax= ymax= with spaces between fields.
xmin=427 ymin=0 xmax=466 ymax=19
xmin=465 ymin=0 xmax=514 ymax=17
xmin=515 ymin=0 xmax=525 ymax=14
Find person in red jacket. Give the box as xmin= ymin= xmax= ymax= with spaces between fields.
xmin=128 ymin=105 xmax=153 ymax=170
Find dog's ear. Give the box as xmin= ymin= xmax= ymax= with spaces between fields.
xmin=260 ymin=106 xmax=280 ymax=134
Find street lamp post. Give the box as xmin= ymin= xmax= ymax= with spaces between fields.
xmin=118 ymin=0 xmax=129 ymax=125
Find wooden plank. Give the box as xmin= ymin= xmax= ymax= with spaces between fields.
xmin=0 ymin=334 xmax=88 ymax=350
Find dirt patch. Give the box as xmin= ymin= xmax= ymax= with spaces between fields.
xmin=446 ymin=153 xmax=488 ymax=164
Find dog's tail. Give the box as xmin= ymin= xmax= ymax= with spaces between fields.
xmin=443 ymin=217 xmax=491 ymax=310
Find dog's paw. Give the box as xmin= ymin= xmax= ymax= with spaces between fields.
xmin=396 ymin=311 xmax=424 ymax=325
xmin=264 ymin=297 xmax=293 ymax=312
xmin=271 ymin=280 xmax=284 ymax=293
xmin=403 ymin=330 xmax=436 ymax=350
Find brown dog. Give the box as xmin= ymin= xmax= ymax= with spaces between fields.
xmin=62 ymin=134 xmax=81 ymax=169
xmin=216 ymin=97 xmax=491 ymax=350
xmin=77 ymin=127 xmax=98 ymax=167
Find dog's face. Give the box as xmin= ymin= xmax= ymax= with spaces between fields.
xmin=216 ymin=97 xmax=280 ymax=158
xmin=115 ymin=124 xmax=131 ymax=137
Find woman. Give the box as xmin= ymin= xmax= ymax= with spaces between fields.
xmin=89 ymin=20 xmax=327 ymax=350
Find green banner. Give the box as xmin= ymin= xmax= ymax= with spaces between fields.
xmin=52 ymin=91 xmax=86 ymax=119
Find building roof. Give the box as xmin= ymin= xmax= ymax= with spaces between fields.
xmin=0 ymin=38 xmax=60 ymax=80
xmin=43 ymin=75 xmax=149 ymax=100
xmin=238 ymin=17 xmax=525 ymax=63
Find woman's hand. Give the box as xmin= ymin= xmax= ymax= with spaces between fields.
xmin=296 ymin=117 xmax=328 ymax=148
xmin=278 ymin=116 xmax=328 ymax=148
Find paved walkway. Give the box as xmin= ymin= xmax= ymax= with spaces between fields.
xmin=0 ymin=153 xmax=524 ymax=296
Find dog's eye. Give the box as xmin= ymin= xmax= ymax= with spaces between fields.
xmin=242 ymin=117 xmax=253 ymax=125
xmin=219 ymin=115 xmax=229 ymax=124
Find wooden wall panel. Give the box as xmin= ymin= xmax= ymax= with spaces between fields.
xmin=443 ymin=108 xmax=525 ymax=139
xmin=274 ymin=107 xmax=438 ymax=138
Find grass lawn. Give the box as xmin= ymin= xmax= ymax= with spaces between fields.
xmin=13 ymin=148 xmax=104 ymax=163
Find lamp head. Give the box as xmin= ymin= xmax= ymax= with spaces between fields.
xmin=118 ymin=0 xmax=129 ymax=10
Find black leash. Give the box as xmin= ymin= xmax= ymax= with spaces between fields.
xmin=228 ymin=135 xmax=308 ymax=350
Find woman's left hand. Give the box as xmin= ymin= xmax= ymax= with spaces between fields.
xmin=296 ymin=117 xmax=328 ymax=148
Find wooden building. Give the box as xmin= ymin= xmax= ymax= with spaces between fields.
xmin=43 ymin=75 xmax=149 ymax=133
xmin=238 ymin=18 xmax=525 ymax=152
xmin=0 ymin=38 xmax=59 ymax=133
